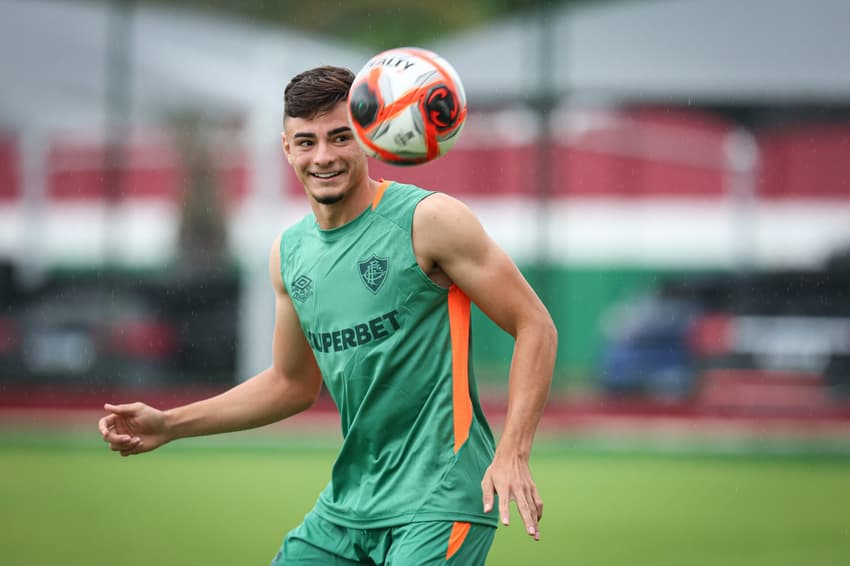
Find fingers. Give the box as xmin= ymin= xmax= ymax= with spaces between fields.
xmin=515 ymin=487 xmax=541 ymax=541
xmin=97 ymin=413 xmax=115 ymax=437
xmin=498 ymin=488 xmax=511 ymax=527
xmin=99 ymin=414 xmax=129 ymax=442
xmin=99 ymin=403 xmax=143 ymax=454
xmin=483 ymin=465 xmax=544 ymax=541
xmin=101 ymin=423 xmax=142 ymax=453
xmin=99 ymin=412 xmax=133 ymax=440
xmin=534 ymin=488 xmax=544 ymax=522
xmin=493 ymin=485 xmax=541 ymax=539
xmin=117 ymin=438 xmax=144 ymax=456
xmin=111 ymin=436 xmax=144 ymax=455
xmin=483 ymin=470 xmax=517 ymax=528
xmin=481 ymin=473 xmax=495 ymax=514
xmin=104 ymin=402 xmax=141 ymax=416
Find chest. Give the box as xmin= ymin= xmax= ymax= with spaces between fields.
xmin=287 ymin=222 xmax=418 ymax=324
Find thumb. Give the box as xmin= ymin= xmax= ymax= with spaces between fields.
xmin=104 ymin=402 xmax=141 ymax=416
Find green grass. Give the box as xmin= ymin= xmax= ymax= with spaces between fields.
xmin=1 ymin=431 xmax=849 ymax=566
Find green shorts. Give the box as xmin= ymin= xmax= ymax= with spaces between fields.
xmin=271 ymin=510 xmax=496 ymax=565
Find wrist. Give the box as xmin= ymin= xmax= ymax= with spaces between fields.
xmin=162 ymin=407 xmax=184 ymax=442
xmin=495 ymin=429 xmax=535 ymax=460
xmin=494 ymin=441 xmax=531 ymax=462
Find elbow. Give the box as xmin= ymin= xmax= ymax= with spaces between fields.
xmin=289 ymin=376 xmax=323 ymax=414
xmin=517 ymin=311 xmax=558 ymax=361
xmin=528 ymin=309 xmax=558 ymax=365
xmin=300 ymin=369 xmax=325 ymax=411
xmin=543 ymin=315 xmax=558 ymax=360
xmin=271 ymin=366 xmax=324 ymax=418
xmin=531 ymin=304 xmax=558 ymax=343
xmin=303 ymin=376 xmax=324 ymax=410
xmin=288 ymin=391 xmax=315 ymax=415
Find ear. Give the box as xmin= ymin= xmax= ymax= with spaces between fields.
xmin=280 ymin=131 xmax=293 ymax=164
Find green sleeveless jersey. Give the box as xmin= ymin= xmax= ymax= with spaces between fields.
xmin=280 ymin=181 xmax=497 ymax=528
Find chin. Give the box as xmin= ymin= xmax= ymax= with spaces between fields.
xmin=311 ymin=186 xmax=346 ymax=205
xmin=314 ymin=193 xmax=345 ymax=205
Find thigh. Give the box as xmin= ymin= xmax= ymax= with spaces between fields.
xmin=271 ymin=511 xmax=364 ymax=566
xmin=386 ymin=521 xmax=496 ymax=566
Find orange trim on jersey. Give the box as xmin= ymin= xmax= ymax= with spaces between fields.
xmin=446 ymin=521 xmax=472 ymax=560
xmin=448 ymin=285 xmax=473 ymax=453
xmin=371 ymin=180 xmax=391 ymax=210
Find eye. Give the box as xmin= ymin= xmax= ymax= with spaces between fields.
xmin=334 ymin=133 xmax=352 ymax=143
xmin=297 ymin=139 xmax=314 ymax=148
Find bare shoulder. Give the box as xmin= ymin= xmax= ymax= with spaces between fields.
xmin=415 ymin=191 xmax=476 ymax=226
xmin=415 ymin=192 xmax=486 ymax=249
xmin=413 ymin=193 xmax=489 ymax=264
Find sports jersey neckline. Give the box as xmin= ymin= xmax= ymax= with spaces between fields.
xmin=315 ymin=202 xmax=372 ymax=242
xmin=314 ymin=181 xmax=393 ymax=242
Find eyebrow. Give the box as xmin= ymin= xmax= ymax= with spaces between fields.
xmin=292 ymin=126 xmax=352 ymax=140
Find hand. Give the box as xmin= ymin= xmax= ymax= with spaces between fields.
xmin=481 ymin=454 xmax=544 ymax=541
xmin=98 ymin=402 xmax=170 ymax=456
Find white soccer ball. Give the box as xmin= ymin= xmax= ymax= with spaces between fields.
xmin=347 ymin=47 xmax=467 ymax=165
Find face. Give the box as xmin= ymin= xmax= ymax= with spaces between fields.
xmin=282 ymin=102 xmax=369 ymax=206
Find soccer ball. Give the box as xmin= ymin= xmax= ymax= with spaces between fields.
xmin=347 ymin=47 xmax=467 ymax=165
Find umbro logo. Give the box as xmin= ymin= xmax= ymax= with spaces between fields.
xmin=290 ymin=274 xmax=313 ymax=303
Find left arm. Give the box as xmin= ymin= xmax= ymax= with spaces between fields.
xmin=413 ymin=193 xmax=558 ymax=541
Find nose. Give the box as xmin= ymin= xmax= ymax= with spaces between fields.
xmin=313 ymin=139 xmax=337 ymax=167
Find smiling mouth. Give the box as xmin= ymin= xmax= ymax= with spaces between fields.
xmin=311 ymin=171 xmax=342 ymax=179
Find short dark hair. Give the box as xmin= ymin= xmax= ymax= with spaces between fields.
xmin=284 ymin=66 xmax=355 ymax=120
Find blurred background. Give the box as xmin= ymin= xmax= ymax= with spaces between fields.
xmin=1 ymin=1 xmax=850 ymax=564
xmin=3 ymin=0 xmax=850 ymax=411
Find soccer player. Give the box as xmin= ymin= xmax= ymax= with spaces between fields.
xmin=98 ymin=65 xmax=557 ymax=565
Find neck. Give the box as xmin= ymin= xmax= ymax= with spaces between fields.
xmin=312 ymin=177 xmax=379 ymax=230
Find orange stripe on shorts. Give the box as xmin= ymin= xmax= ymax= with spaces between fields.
xmin=446 ymin=521 xmax=472 ymax=560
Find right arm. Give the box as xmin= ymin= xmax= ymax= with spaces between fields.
xmin=98 ymin=236 xmax=324 ymax=456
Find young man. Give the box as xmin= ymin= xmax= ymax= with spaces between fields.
xmin=98 ymin=65 xmax=557 ymax=565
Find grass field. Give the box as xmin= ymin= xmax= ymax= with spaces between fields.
xmin=1 ymin=428 xmax=849 ymax=566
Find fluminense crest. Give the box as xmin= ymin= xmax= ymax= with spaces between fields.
xmin=358 ymin=255 xmax=389 ymax=294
